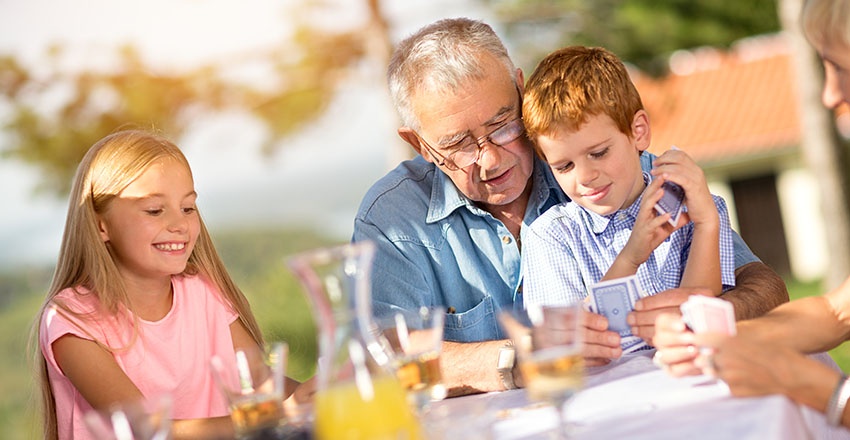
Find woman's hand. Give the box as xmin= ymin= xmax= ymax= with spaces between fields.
xmin=651 ymin=313 xmax=701 ymax=376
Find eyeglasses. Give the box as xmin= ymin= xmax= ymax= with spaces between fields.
xmin=414 ymin=116 xmax=526 ymax=171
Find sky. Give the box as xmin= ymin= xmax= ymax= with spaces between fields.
xmin=0 ymin=0 xmax=495 ymax=269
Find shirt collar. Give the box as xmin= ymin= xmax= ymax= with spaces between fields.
xmin=526 ymin=156 xmax=568 ymax=223
xmin=583 ymin=171 xmax=652 ymax=234
xmin=426 ymin=165 xmax=475 ymax=223
xmin=425 ymin=155 xmax=564 ymax=224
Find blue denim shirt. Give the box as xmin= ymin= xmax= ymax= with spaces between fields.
xmin=353 ymin=153 xmax=758 ymax=343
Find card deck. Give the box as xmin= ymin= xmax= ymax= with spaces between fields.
xmin=680 ymin=296 xmax=736 ymax=335
xmin=653 ymin=145 xmax=686 ymax=227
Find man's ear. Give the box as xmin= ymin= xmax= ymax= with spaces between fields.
xmin=398 ymin=127 xmax=432 ymax=162
xmin=632 ymin=110 xmax=652 ymax=152
xmin=516 ymin=68 xmax=525 ymax=94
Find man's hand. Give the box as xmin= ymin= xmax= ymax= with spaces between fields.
xmin=582 ymin=309 xmax=623 ymax=366
xmin=627 ymin=287 xmax=713 ymax=345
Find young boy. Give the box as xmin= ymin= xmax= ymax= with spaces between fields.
xmin=520 ymin=46 xmax=737 ymax=352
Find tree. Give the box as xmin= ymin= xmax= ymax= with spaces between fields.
xmin=0 ymin=0 xmax=393 ymax=196
xmin=486 ymin=0 xmax=780 ymax=76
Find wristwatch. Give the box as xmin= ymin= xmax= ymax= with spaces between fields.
xmin=497 ymin=342 xmax=518 ymax=390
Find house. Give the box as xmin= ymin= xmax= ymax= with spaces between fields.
xmin=633 ymin=33 xmax=830 ymax=281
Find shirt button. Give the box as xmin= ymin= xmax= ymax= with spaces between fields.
xmin=618 ymin=212 xmax=626 ymax=221
xmin=502 ymin=235 xmax=512 ymax=244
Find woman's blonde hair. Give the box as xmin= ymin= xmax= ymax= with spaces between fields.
xmin=802 ymin=0 xmax=850 ymax=49
xmin=31 ymin=129 xmax=263 ymax=439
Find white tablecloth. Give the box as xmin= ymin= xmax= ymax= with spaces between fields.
xmin=425 ymin=351 xmax=850 ymax=440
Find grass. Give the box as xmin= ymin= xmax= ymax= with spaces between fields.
xmin=785 ymin=278 xmax=850 ymax=368
xmin=0 ymin=293 xmax=42 ymax=439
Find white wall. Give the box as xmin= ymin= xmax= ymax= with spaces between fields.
xmin=776 ymin=168 xmax=828 ymax=281
xmin=707 ymin=180 xmax=739 ymax=232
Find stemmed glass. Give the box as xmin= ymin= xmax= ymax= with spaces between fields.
xmin=83 ymin=395 xmax=172 ymax=440
xmin=498 ymin=303 xmax=585 ymax=438
xmin=210 ymin=342 xmax=289 ymax=439
xmin=372 ymin=306 xmax=447 ymax=412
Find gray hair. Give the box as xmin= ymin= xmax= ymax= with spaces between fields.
xmin=802 ymin=0 xmax=850 ymax=49
xmin=387 ymin=18 xmax=517 ymax=130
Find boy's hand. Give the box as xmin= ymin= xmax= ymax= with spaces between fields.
xmin=650 ymin=149 xmax=717 ymax=228
xmin=617 ymin=177 xmax=682 ymax=271
xmin=581 ymin=309 xmax=623 ymax=366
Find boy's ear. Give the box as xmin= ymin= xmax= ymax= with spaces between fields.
xmin=398 ymin=127 xmax=432 ymax=163
xmin=631 ymin=110 xmax=651 ymax=152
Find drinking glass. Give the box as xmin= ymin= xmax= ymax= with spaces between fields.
xmin=210 ymin=342 xmax=289 ymax=440
xmin=498 ymin=303 xmax=584 ymax=438
xmin=83 ymin=395 xmax=172 ymax=440
xmin=373 ymin=306 xmax=447 ymax=411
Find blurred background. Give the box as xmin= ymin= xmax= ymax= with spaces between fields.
xmin=2 ymin=0 xmax=849 ymax=437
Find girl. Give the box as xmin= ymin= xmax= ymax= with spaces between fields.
xmin=34 ymin=129 xmax=300 ymax=439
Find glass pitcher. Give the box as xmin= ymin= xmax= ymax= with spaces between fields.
xmin=287 ymin=241 xmax=422 ymax=440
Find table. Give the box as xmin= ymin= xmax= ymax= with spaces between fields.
xmin=424 ymin=351 xmax=850 ymax=440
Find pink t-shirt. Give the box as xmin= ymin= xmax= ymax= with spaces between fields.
xmin=40 ymin=274 xmax=240 ymax=440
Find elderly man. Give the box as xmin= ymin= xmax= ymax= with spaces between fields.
xmin=353 ymin=17 xmax=788 ymax=396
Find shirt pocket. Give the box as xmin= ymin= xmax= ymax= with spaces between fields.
xmin=443 ymin=296 xmax=503 ymax=342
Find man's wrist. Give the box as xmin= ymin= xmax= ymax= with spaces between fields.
xmin=497 ymin=341 xmax=518 ymax=390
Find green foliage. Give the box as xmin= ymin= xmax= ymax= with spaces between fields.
xmin=0 ymin=293 xmax=42 ymax=439
xmin=210 ymin=226 xmax=344 ymax=380
xmin=488 ymin=0 xmax=781 ymax=76
xmin=786 ymin=278 xmax=850 ymax=368
xmin=0 ymin=2 xmax=374 ymax=196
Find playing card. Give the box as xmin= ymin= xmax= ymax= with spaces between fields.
xmin=680 ymin=296 xmax=736 ymax=335
xmin=588 ymin=276 xmax=643 ymax=337
xmin=654 ymin=180 xmax=685 ymax=227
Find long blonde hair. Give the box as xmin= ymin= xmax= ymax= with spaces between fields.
xmin=31 ymin=129 xmax=264 ymax=439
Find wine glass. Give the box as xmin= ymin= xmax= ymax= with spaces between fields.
xmin=372 ymin=306 xmax=447 ymax=412
xmin=210 ymin=342 xmax=289 ymax=440
xmin=498 ymin=303 xmax=585 ymax=438
xmin=83 ymin=395 xmax=172 ymax=440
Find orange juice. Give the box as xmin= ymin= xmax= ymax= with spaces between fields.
xmin=314 ymin=374 xmax=423 ymax=440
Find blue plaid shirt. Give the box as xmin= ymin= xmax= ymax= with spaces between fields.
xmin=522 ymin=172 xmax=736 ymax=309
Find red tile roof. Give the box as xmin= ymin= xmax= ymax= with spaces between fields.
xmin=634 ymin=34 xmax=801 ymax=164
